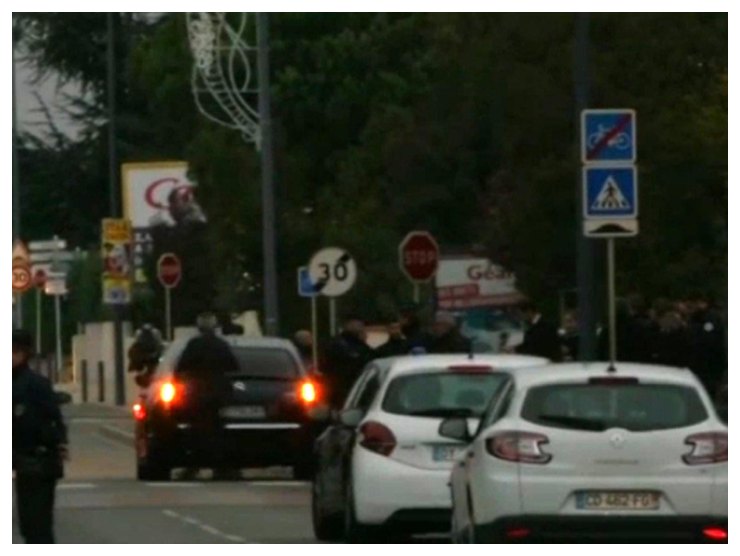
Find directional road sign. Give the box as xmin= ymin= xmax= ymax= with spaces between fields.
xmin=308 ymin=247 xmax=357 ymax=298
xmin=298 ymin=266 xmax=325 ymax=297
xmin=582 ymin=109 xmax=636 ymax=164
xmin=583 ymin=166 xmax=638 ymax=220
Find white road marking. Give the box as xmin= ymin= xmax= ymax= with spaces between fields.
xmin=248 ymin=480 xmax=310 ymax=487
xmin=58 ymin=482 xmax=97 ymax=490
xmin=161 ymin=509 xmax=244 ymax=543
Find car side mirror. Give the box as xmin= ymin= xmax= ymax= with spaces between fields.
xmin=307 ymin=404 xmax=332 ymax=422
xmin=339 ymin=408 xmax=365 ymax=428
xmin=54 ymin=391 xmax=73 ymax=405
xmin=438 ymin=417 xmax=471 ymax=442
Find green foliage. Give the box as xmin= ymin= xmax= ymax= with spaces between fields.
xmin=16 ymin=13 xmax=728 ymax=336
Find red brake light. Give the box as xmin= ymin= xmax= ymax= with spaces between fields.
xmin=159 ymin=382 xmax=178 ymax=405
xmin=486 ymin=431 xmax=551 ymax=464
xmin=359 ymin=421 xmax=396 ymax=457
xmin=132 ymin=402 xmax=146 ymax=421
xmin=588 ymin=377 xmax=639 ymax=385
xmin=505 ymin=527 xmax=532 ymax=540
xmin=300 ymin=381 xmax=317 ymax=404
xmin=683 ymin=432 xmax=727 ymax=465
xmin=702 ymin=527 xmax=728 ymax=541
xmin=448 ymin=365 xmax=494 ymax=374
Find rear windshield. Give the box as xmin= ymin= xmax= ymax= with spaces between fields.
xmin=382 ymin=371 xmax=509 ymax=418
xmin=521 ymin=383 xmax=708 ymax=432
xmin=231 ymin=348 xmax=299 ymax=379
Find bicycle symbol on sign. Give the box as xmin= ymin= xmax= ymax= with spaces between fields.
xmin=587 ymin=124 xmax=631 ymax=150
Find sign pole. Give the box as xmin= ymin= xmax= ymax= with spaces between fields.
xmin=413 ymin=283 xmax=420 ymax=304
xmin=311 ymin=295 xmax=319 ymax=371
xmin=329 ymin=298 xmax=337 ymax=337
xmin=14 ymin=294 xmax=22 ymax=328
xmin=607 ymin=238 xmax=617 ymax=368
xmin=36 ymin=288 xmax=42 ymax=354
xmin=54 ymin=293 xmax=62 ymax=382
xmin=165 ymin=287 xmax=172 ymax=342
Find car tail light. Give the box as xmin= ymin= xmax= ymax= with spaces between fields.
xmin=299 ymin=381 xmax=317 ymax=404
xmin=505 ymin=527 xmax=532 ymax=540
xmin=702 ymin=526 xmax=728 ymax=541
xmin=486 ymin=431 xmax=551 ymax=464
xmin=159 ymin=381 xmax=178 ymax=406
xmin=358 ymin=421 xmax=396 ymax=457
xmin=683 ymin=432 xmax=727 ymax=465
xmin=589 ymin=377 xmax=639 ymax=385
xmin=132 ymin=402 xmax=146 ymax=421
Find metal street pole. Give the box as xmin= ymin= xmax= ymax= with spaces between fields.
xmin=165 ymin=288 xmax=172 ymax=342
xmin=574 ymin=13 xmax=597 ymax=360
xmin=311 ymin=295 xmax=318 ymax=372
xmin=607 ymin=238 xmax=617 ymax=368
xmin=413 ymin=283 xmax=420 ymax=304
xmin=257 ymin=13 xmax=280 ymax=337
xmin=107 ymin=13 xmax=126 ymax=406
xmin=13 ymin=44 xmax=23 ymax=328
xmin=36 ymin=288 xmax=42 ymax=353
xmin=54 ymin=293 xmax=62 ymax=382
xmin=329 ymin=298 xmax=337 ymax=337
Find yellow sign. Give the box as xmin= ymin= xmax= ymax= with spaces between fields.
xmin=101 ymin=219 xmax=133 ymax=304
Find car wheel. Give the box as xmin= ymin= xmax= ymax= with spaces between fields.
xmin=344 ymin=479 xmax=381 ymax=543
xmin=312 ymin=478 xmax=344 ymax=541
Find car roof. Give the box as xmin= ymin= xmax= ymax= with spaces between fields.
xmin=508 ymin=361 xmax=700 ymax=388
xmin=381 ymin=354 xmax=549 ymax=377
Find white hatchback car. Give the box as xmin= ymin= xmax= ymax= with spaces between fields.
xmin=446 ymin=363 xmax=728 ymax=543
xmin=311 ymin=354 xmax=547 ymax=542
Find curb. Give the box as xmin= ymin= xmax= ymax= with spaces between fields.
xmin=98 ymin=424 xmax=135 ymax=446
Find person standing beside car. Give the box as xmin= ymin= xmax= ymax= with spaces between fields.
xmin=12 ymin=329 xmax=68 ymax=544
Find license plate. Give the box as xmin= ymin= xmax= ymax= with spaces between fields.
xmin=576 ymin=491 xmax=660 ymax=510
xmin=220 ymin=405 xmax=266 ymax=419
xmin=432 ymin=445 xmax=463 ymax=462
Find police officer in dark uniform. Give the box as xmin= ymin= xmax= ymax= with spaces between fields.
xmin=13 ymin=329 xmax=68 ymax=544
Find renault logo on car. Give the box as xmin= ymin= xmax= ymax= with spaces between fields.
xmin=609 ymin=432 xmax=626 ymax=449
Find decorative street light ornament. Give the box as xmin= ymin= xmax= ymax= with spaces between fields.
xmin=186 ymin=13 xmax=261 ymax=146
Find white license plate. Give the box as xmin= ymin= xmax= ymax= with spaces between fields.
xmin=576 ymin=491 xmax=660 ymax=510
xmin=220 ymin=405 xmax=266 ymax=419
xmin=432 ymin=445 xmax=463 ymax=462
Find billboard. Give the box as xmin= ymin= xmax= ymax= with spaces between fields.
xmin=435 ymin=256 xmax=524 ymax=310
xmin=122 ymin=161 xmax=206 ymax=282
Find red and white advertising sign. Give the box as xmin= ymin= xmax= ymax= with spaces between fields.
xmin=399 ymin=231 xmax=440 ymax=283
xmin=435 ymin=256 xmax=524 ymax=309
xmin=122 ymin=161 xmax=199 ymax=229
xmin=157 ymin=253 xmax=182 ymax=289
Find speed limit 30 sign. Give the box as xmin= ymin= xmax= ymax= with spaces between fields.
xmin=308 ymin=247 xmax=357 ymax=297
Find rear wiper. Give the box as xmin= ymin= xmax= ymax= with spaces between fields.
xmin=536 ymin=414 xmax=607 ymax=431
xmin=407 ymin=408 xmax=475 ymax=418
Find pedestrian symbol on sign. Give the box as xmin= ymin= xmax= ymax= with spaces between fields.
xmin=591 ymin=176 xmax=631 ymax=211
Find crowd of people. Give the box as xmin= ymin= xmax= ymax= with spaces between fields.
xmin=293 ymin=294 xmax=728 ymax=409
xmin=559 ymin=294 xmax=727 ymax=401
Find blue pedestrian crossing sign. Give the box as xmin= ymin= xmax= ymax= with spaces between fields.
xmin=583 ymin=167 xmax=638 ymax=219
xmin=581 ymin=109 xmax=636 ymax=163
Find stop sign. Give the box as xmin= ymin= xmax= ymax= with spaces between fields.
xmin=157 ymin=253 xmax=182 ymax=289
xmin=399 ymin=231 xmax=440 ymax=282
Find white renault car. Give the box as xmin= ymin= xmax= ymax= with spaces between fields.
xmin=310 ymin=354 xmax=547 ymax=542
xmin=445 ymin=363 xmax=728 ymax=543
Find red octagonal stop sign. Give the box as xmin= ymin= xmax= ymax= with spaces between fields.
xmin=399 ymin=231 xmax=440 ymax=283
xmin=157 ymin=253 xmax=182 ymax=289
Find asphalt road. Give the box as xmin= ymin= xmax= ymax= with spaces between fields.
xmin=12 ymin=404 xmax=317 ymax=544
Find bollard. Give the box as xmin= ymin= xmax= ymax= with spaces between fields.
xmin=81 ymin=360 xmax=88 ymax=403
xmin=98 ymin=362 xmax=105 ymax=403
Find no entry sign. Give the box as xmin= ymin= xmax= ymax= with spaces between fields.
xmin=157 ymin=253 xmax=182 ymax=289
xmin=399 ymin=231 xmax=440 ymax=283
